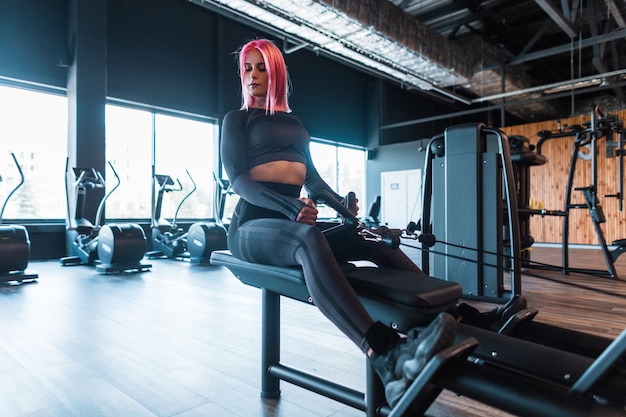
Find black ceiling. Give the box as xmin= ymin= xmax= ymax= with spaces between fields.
xmin=389 ymin=0 xmax=626 ymax=120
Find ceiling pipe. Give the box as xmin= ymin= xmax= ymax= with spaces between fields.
xmin=471 ymin=68 xmax=626 ymax=104
xmin=381 ymin=79 xmax=626 ymax=130
xmin=283 ymin=38 xmax=309 ymax=54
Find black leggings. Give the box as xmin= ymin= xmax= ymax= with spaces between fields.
xmin=227 ymin=199 xmax=421 ymax=354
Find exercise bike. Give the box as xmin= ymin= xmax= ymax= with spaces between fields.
xmin=60 ymin=159 xmax=151 ymax=274
xmin=147 ymin=169 xmax=226 ymax=264
xmin=0 ymin=152 xmax=38 ymax=283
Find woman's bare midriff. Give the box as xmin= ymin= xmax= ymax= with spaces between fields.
xmin=249 ymin=161 xmax=306 ymax=185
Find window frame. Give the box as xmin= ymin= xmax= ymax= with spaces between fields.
xmin=104 ymin=98 xmax=220 ymax=223
xmin=0 ymin=79 xmax=69 ymax=224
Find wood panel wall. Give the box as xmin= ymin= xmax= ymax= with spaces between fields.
xmin=501 ymin=109 xmax=626 ymax=245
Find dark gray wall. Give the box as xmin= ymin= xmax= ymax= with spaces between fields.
xmin=365 ymin=139 xmax=431 ymax=209
xmin=380 ymin=83 xmax=507 ymax=145
xmin=287 ymin=49 xmax=370 ymax=146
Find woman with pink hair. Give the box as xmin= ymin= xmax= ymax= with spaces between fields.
xmin=220 ymin=38 xmax=458 ymax=408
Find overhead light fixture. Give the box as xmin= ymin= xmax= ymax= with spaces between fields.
xmin=543 ymin=79 xmax=602 ymax=94
xmin=192 ymin=0 xmax=472 ymax=104
xmin=471 ymin=68 xmax=626 ymax=103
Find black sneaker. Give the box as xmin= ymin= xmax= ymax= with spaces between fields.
xmin=369 ymin=339 xmax=408 ymax=406
xmin=402 ymin=312 xmax=457 ymax=381
xmin=490 ymin=295 xmax=527 ymax=331
xmin=457 ymin=295 xmax=528 ymax=330
xmin=370 ymin=312 xmax=457 ymax=407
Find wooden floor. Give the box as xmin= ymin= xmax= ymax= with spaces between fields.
xmin=1 ymin=246 xmax=626 ymax=417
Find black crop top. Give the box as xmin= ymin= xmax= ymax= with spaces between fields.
xmin=245 ymin=109 xmax=309 ymax=168
xmin=221 ymin=108 xmax=341 ymax=220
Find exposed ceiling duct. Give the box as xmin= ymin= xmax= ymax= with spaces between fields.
xmin=191 ymin=0 xmax=474 ymax=103
xmin=190 ymin=0 xmax=626 ymax=123
xmin=390 ymin=0 xmax=626 ymax=121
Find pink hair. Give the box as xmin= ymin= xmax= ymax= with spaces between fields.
xmin=238 ymin=39 xmax=291 ymax=114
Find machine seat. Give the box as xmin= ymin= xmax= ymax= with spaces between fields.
xmin=210 ymin=250 xmax=462 ymax=331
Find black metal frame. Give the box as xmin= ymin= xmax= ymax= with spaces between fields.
xmin=421 ymin=123 xmax=522 ymax=302
xmin=210 ymin=250 xmax=626 ymax=417
xmin=211 ymin=249 xmax=467 ymax=417
xmin=534 ymin=107 xmax=626 ymax=279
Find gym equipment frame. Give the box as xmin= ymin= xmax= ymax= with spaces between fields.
xmin=211 ymin=189 xmax=626 ymax=417
xmin=420 ymin=123 xmax=522 ymax=302
xmin=60 ymin=159 xmax=151 ymax=274
xmin=533 ymin=106 xmax=626 ymax=278
xmin=0 ymin=152 xmax=38 ymax=282
xmin=147 ymin=169 xmax=227 ymax=264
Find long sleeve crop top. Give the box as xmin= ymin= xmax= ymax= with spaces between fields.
xmin=220 ymin=108 xmax=341 ymax=220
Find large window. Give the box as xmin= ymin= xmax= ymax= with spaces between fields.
xmin=105 ymin=104 xmax=218 ymax=221
xmin=0 ymin=85 xmax=67 ymax=221
xmin=309 ymin=141 xmax=366 ymax=218
xmin=0 ymin=84 xmax=358 ymax=224
xmin=0 ymin=85 xmax=219 ymax=223
xmin=221 ymin=141 xmax=366 ymax=222
xmin=104 ymin=105 xmax=154 ymax=220
xmin=154 ymin=113 xmax=218 ymax=220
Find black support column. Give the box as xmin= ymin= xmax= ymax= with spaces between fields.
xmin=66 ymin=0 xmax=107 ymax=226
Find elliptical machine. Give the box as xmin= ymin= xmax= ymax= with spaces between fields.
xmin=148 ymin=170 xmax=195 ymax=260
xmin=0 ymin=152 xmax=38 ymax=283
xmin=60 ymin=159 xmax=151 ymax=274
xmin=147 ymin=169 xmax=226 ymax=264
xmin=186 ymin=173 xmax=228 ymax=264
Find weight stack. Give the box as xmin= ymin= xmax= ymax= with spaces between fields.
xmin=429 ymin=123 xmax=505 ymax=301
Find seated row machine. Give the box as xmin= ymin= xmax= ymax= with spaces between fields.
xmin=211 ymin=126 xmax=626 ymax=416
xmin=211 ymin=251 xmax=626 ymax=416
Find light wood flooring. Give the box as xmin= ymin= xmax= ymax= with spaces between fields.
xmin=1 ymin=246 xmax=626 ymax=417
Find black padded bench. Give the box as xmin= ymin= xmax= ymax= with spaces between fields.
xmin=210 ymin=250 xmax=465 ymax=416
xmin=210 ymin=250 xmax=626 ymax=417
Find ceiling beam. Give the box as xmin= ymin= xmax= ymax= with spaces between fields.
xmin=412 ymin=0 xmax=475 ymax=21
xmin=605 ymin=0 xmax=626 ymax=29
xmin=560 ymin=0 xmax=572 ymax=22
xmin=587 ymin=0 xmax=607 ymax=74
xmin=427 ymin=10 xmax=486 ymax=34
xmin=482 ymin=28 xmax=626 ymax=68
xmin=534 ymin=0 xmax=577 ymax=38
xmin=518 ymin=20 xmax=550 ymax=57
